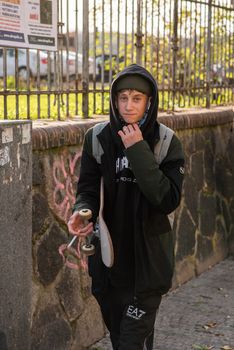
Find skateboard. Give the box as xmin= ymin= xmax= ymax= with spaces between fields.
xmin=98 ymin=177 xmax=114 ymax=267
xmin=59 ymin=208 xmax=95 ymax=270
xmin=59 ymin=179 xmax=114 ymax=269
xmin=67 ymin=208 xmax=95 ymax=255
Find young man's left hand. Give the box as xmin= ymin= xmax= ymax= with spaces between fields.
xmin=118 ymin=123 xmax=143 ymax=148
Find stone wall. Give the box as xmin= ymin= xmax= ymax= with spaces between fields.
xmin=31 ymin=108 xmax=234 ymax=349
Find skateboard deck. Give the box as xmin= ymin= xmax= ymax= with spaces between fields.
xmin=98 ymin=177 xmax=114 ymax=267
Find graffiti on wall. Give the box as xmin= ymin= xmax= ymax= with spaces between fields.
xmin=52 ymin=151 xmax=81 ymax=223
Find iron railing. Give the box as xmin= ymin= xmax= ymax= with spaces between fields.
xmin=0 ymin=0 xmax=233 ymax=120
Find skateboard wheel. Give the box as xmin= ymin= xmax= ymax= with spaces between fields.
xmin=79 ymin=209 xmax=92 ymax=220
xmin=81 ymin=243 xmax=95 ymax=256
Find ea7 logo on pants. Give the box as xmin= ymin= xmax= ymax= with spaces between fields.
xmin=126 ymin=305 xmax=146 ymax=320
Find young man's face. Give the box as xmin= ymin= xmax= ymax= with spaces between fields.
xmin=116 ymin=89 xmax=149 ymax=124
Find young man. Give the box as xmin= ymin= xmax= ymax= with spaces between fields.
xmin=68 ymin=64 xmax=184 ymax=350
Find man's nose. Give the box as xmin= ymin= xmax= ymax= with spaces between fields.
xmin=126 ymin=99 xmax=133 ymax=110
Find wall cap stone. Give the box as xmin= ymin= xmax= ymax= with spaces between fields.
xmin=32 ymin=107 xmax=234 ymax=150
xmin=159 ymin=107 xmax=233 ymax=131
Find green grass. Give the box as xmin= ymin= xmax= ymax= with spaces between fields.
xmin=0 ymin=91 xmax=111 ymax=120
xmin=0 ymin=84 xmax=233 ymax=120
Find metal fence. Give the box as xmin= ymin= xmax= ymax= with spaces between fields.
xmin=0 ymin=0 xmax=234 ymax=120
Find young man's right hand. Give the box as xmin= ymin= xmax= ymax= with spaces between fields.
xmin=67 ymin=211 xmax=93 ymax=237
xmin=118 ymin=123 xmax=143 ymax=148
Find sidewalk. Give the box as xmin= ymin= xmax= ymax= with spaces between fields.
xmin=91 ymin=257 xmax=234 ymax=350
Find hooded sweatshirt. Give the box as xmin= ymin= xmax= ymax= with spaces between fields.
xmin=108 ymin=64 xmax=160 ymax=286
xmin=74 ymin=64 xmax=185 ymax=297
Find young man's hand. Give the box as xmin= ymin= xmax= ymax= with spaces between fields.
xmin=118 ymin=123 xmax=143 ymax=148
xmin=67 ymin=211 xmax=93 ymax=237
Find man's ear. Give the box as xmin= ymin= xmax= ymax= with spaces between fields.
xmin=115 ymin=99 xmax=118 ymax=109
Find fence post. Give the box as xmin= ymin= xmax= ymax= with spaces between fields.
xmin=172 ymin=0 xmax=179 ymax=110
xmin=0 ymin=121 xmax=32 ymax=350
xmin=3 ymin=48 xmax=7 ymax=120
xmin=82 ymin=0 xmax=89 ymax=118
xmin=206 ymin=0 xmax=212 ymax=108
xmin=57 ymin=0 xmax=65 ymax=121
xmin=135 ymin=0 xmax=143 ymax=66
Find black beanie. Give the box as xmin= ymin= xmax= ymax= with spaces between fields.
xmin=115 ymin=74 xmax=152 ymax=96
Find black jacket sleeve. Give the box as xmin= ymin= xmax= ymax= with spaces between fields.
xmin=73 ymin=129 xmax=101 ymax=222
xmin=124 ymin=135 xmax=184 ymax=214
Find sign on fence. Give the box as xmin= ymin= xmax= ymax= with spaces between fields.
xmin=0 ymin=0 xmax=57 ymax=51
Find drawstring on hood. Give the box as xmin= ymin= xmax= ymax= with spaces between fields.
xmin=110 ymin=64 xmax=159 ymax=150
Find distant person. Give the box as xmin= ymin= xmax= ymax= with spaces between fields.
xmin=40 ymin=0 xmax=52 ymax=25
xmin=68 ymin=64 xmax=185 ymax=349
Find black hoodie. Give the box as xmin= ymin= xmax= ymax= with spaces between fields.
xmin=74 ymin=64 xmax=185 ymax=298
xmin=108 ymin=64 xmax=159 ymax=287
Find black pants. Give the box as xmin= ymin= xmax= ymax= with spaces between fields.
xmin=93 ymin=284 xmax=162 ymax=350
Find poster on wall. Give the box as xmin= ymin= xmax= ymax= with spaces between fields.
xmin=0 ymin=0 xmax=57 ymax=51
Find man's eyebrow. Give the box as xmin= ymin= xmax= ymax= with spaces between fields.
xmin=118 ymin=91 xmax=144 ymax=97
